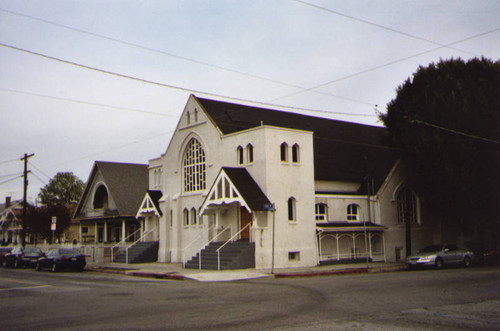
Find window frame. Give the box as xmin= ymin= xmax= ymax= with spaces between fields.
xmin=246 ymin=144 xmax=254 ymax=164
xmin=292 ymin=144 xmax=300 ymax=163
xmin=396 ymin=186 xmax=419 ymax=224
xmin=347 ymin=204 xmax=359 ymax=221
xmin=183 ymin=138 xmax=207 ymax=193
xmin=280 ymin=143 xmax=289 ymax=162
xmin=315 ymin=203 xmax=327 ymax=221
xmin=287 ymin=197 xmax=296 ymax=222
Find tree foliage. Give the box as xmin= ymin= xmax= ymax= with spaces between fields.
xmin=24 ymin=204 xmax=72 ymax=242
xmin=38 ymin=172 xmax=85 ymax=206
xmin=380 ymin=57 xmax=500 ymax=244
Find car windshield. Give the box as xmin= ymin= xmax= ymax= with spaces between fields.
xmin=419 ymin=245 xmax=444 ymax=253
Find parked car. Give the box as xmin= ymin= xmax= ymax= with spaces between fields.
xmin=407 ymin=244 xmax=474 ymax=269
xmin=36 ymin=248 xmax=86 ymax=272
xmin=0 ymin=247 xmax=12 ymax=265
xmin=2 ymin=247 xmax=44 ymax=268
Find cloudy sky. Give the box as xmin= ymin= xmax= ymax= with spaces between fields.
xmin=1 ymin=0 xmax=499 ymax=203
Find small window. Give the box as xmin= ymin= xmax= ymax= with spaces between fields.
xmin=183 ymin=209 xmax=189 ymax=226
xmin=82 ymin=227 xmax=89 ymax=234
xmin=288 ymin=251 xmax=300 ymax=261
xmin=237 ymin=146 xmax=244 ymax=165
xmin=191 ymin=208 xmax=197 ymax=226
xmin=187 ymin=111 xmax=191 ymax=125
xmin=347 ymin=204 xmax=359 ymax=221
xmin=292 ymin=144 xmax=300 ymax=163
xmin=280 ymin=143 xmax=288 ymax=162
xmin=169 ymin=210 xmax=173 ymax=228
xmin=247 ymin=144 xmax=254 ymax=163
xmin=315 ymin=203 xmax=327 ymax=221
xmin=288 ymin=197 xmax=296 ymax=222
xmin=194 ymin=109 xmax=198 ymax=122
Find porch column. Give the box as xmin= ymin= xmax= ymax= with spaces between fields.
xmin=352 ymin=233 xmax=356 ymax=259
xmin=94 ymin=222 xmax=98 ymax=243
xmin=79 ymin=224 xmax=82 ymax=243
xmin=368 ymin=233 xmax=373 ymax=258
xmin=336 ymin=234 xmax=340 ymax=261
xmin=103 ymin=221 xmax=108 ymax=243
xmin=122 ymin=219 xmax=126 ymax=243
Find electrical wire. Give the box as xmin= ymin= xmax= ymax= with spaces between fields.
xmin=272 ymin=26 xmax=500 ymax=102
xmin=0 ymin=7 xmax=375 ymax=107
xmin=0 ymin=172 xmax=23 ymax=179
xmin=410 ymin=119 xmax=500 ymax=145
xmin=0 ymin=42 xmax=377 ymax=118
xmin=0 ymin=87 xmax=178 ymax=118
xmin=0 ymin=158 xmax=19 ymax=165
xmin=293 ymin=0 xmax=478 ymax=56
xmin=0 ymin=175 xmax=23 ymax=186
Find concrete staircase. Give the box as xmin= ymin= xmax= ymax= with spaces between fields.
xmin=114 ymin=241 xmax=159 ymax=264
xmin=185 ymin=241 xmax=255 ymax=270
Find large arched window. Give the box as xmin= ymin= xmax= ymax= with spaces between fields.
xmin=396 ymin=186 xmax=418 ymax=224
xmin=93 ymin=185 xmax=108 ymax=209
xmin=183 ymin=138 xmax=206 ymax=192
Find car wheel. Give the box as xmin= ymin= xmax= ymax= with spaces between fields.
xmin=51 ymin=262 xmax=58 ymax=272
xmin=435 ymin=257 xmax=444 ymax=269
xmin=2 ymin=260 xmax=7 ymax=268
xmin=14 ymin=259 xmax=19 ymax=269
xmin=35 ymin=262 xmax=42 ymax=271
xmin=463 ymin=256 xmax=472 ymax=268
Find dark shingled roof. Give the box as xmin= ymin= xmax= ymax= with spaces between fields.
xmin=75 ymin=161 xmax=148 ymax=219
xmin=222 ymin=167 xmax=271 ymax=211
xmin=197 ymin=97 xmax=396 ymax=193
xmin=147 ymin=190 xmax=163 ymax=216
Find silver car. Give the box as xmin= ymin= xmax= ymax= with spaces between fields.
xmin=407 ymin=244 xmax=474 ymax=269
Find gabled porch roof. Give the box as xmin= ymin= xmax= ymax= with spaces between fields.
xmin=200 ymin=167 xmax=271 ymax=215
xmin=136 ymin=190 xmax=163 ymax=218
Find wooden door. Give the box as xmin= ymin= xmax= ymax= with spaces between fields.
xmin=240 ymin=207 xmax=252 ymax=240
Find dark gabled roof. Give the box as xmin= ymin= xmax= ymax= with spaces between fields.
xmin=222 ymin=167 xmax=271 ymax=211
xmin=147 ymin=190 xmax=163 ymax=216
xmin=196 ymin=97 xmax=397 ymax=193
xmin=75 ymin=161 xmax=148 ymax=218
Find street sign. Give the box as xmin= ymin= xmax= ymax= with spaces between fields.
xmin=51 ymin=223 xmax=56 ymax=231
xmin=52 ymin=216 xmax=57 ymax=224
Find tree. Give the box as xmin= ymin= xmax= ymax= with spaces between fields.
xmin=38 ymin=172 xmax=85 ymax=206
xmin=380 ymin=57 xmax=500 ymax=249
xmin=24 ymin=204 xmax=72 ymax=243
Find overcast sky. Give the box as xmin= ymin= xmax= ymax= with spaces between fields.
xmin=1 ymin=0 xmax=499 ymax=203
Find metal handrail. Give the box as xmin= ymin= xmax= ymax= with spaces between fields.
xmin=216 ymin=222 xmax=252 ymax=271
xmin=124 ymin=227 xmax=156 ymax=264
xmin=197 ymin=226 xmax=231 ymax=270
xmin=182 ymin=225 xmax=214 ymax=267
xmin=110 ymin=227 xmax=142 ymax=263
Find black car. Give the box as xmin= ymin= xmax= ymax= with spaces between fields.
xmin=36 ymin=248 xmax=86 ymax=272
xmin=3 ymin=247 xmax=44 ymax=268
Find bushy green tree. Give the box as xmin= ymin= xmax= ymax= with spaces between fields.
xmin=380 ymin=57 xmax=500 ymax=247
xmin=38 ymin=172 xmax=85 ymax=206
xmin=25 ymin=204 xmax=72 ymax=242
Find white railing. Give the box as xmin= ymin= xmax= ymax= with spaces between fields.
xmin=110 ymin=227 xmax=142 ymax=263
xmin=195 ymin=226 xmax=232 ymax=270
xmin=216 ymin=222 xmax=252 ymax=271
xmin=181 ymin=225 xmax=214 ymax=267
xmin=124 ymin=228 xmax=156 ymax=264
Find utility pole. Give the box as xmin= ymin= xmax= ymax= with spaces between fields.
xmin=21 ymin=153 xmax=34 ymax=247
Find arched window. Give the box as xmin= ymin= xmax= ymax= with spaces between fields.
xmin=347 ymin=204 xmax=359 ymax=221
xmin=280 ymin=143 xmax=288 ymax=162
xmin=191 ymin=208 xmax=197 ymax=226
xmin=246 ymin=144 xmax=254 ymax=164
xmin=292 ymin=144 xmax=300 ymax=163
xmin=396 ymin=186 xmax=418 ymax=224
xmin=288 ymin=197 xmax=296 ymax=222
xmin=315 ymin=203 xmax=327 ymax=221
xmin=237 ymin=146 xmax=244 ymax=165
xmin=93 ymin=185 xmax=108 ymax=209
xmin=183 ymin=138 xmax=206 ymax=192
xmin=183 ymin=209 xmax=189 ymax=226
xmin=186 ymin=111 xmax=191 ymax=125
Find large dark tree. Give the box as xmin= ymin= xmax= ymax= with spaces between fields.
xmin=380 ymin=57 xmax=500 ymax=248
xmin=24 ymin=204 xmax=72 ymax=243
xmin=38 ymin=172 xmax=85 ymax=206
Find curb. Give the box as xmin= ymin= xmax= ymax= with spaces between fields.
xmin=273 ymin=268 xmax=368 ymax=278
xmin=126 ymin=271 xmax=185 ymax=280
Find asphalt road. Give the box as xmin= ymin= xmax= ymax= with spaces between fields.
xmin=0 ymin=266 xmax=499 ymax=330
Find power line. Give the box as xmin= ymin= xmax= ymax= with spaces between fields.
xmin=0 ymin=174 xmax=23 ymax=186
xmin=0 ymin=87 xmax=178 ymax=118
xmin=293 ymin=0 xmax=478 ymax=56
xmin=272 ymin=26 xmax=500 ymax=102
xmin=0 ymin=172 xmax=23 ymax=179
xmin=0 ymin=158 xmax=19 ymax=165
xmin=30 ymin=162 xmax=51 ymax=181
xmin=0 ymin=7 xmax=375 ymax=107
xmin=411 ymin=119 xmax=500 ymax=145
xmin=0 ymin=42 xmax=377 ymax=118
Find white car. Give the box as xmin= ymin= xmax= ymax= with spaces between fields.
xmin=407 ymin=244 xmax=474 ymax=269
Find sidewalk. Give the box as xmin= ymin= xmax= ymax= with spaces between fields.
xmin=86 ymin=261 xmax=407 ymax=282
